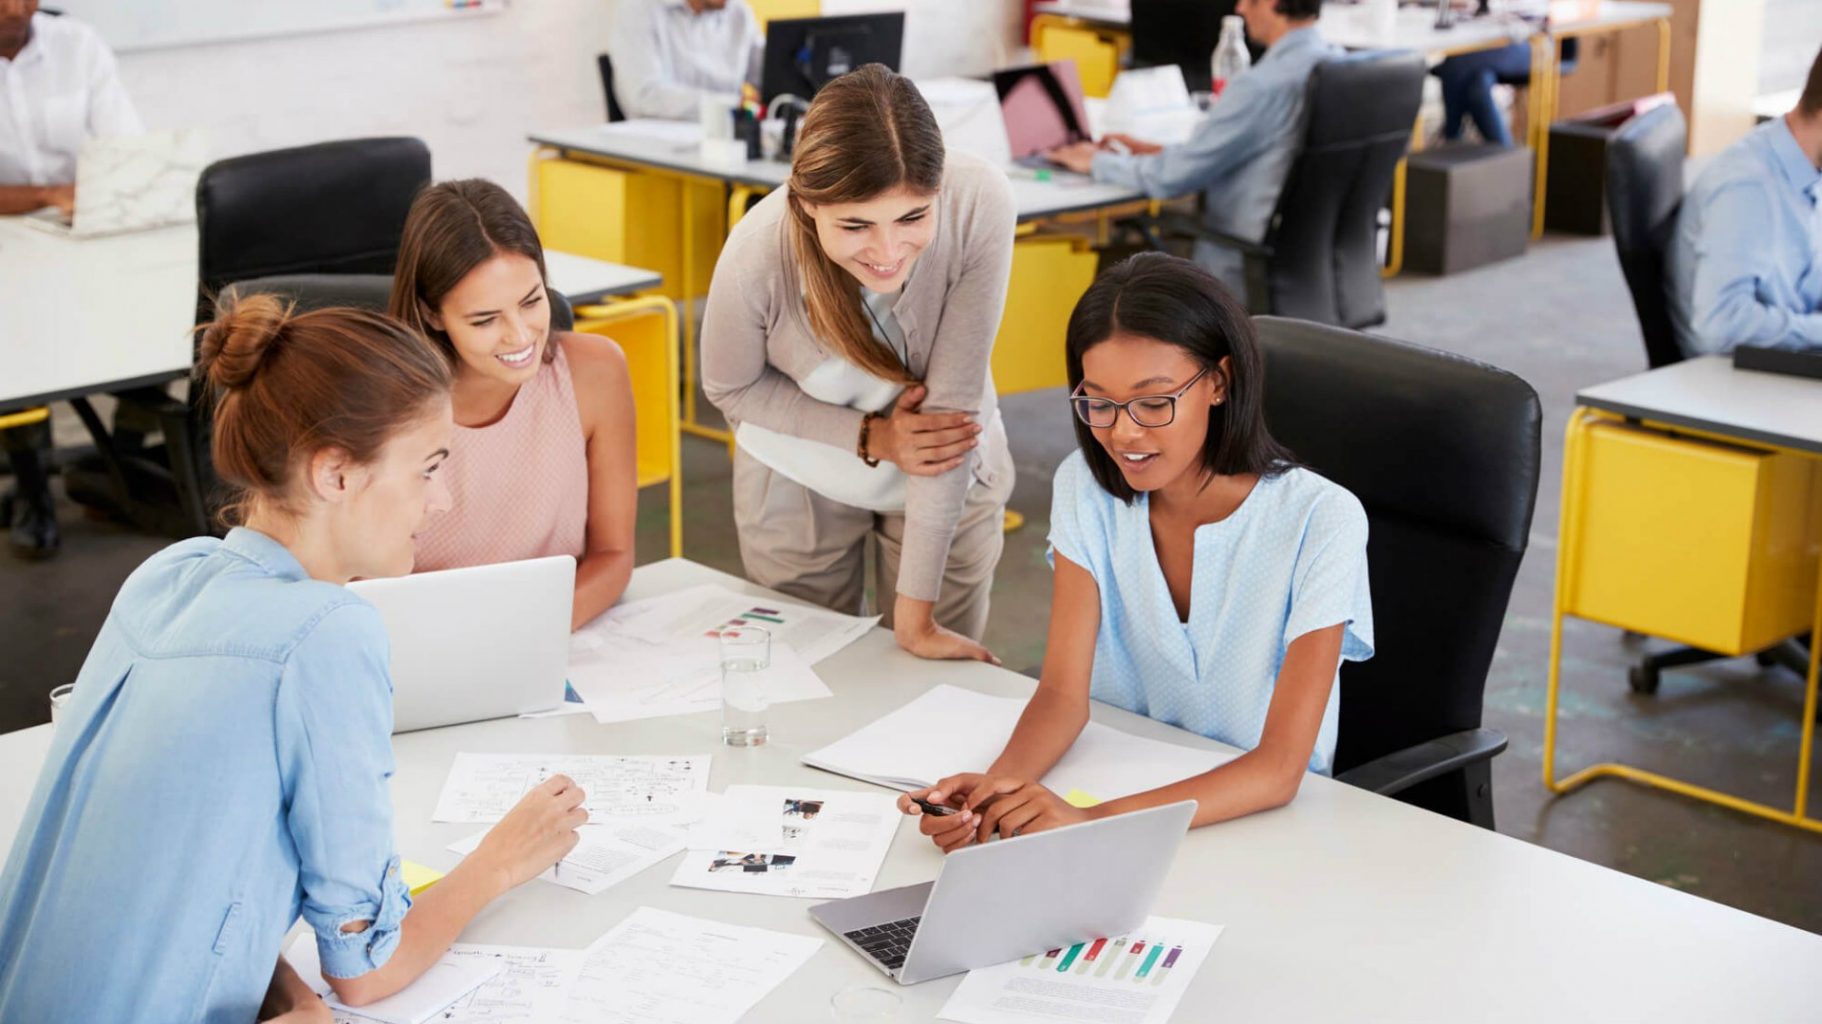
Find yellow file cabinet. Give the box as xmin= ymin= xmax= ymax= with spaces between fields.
xmin=1029 ymin=15 xmax=1127 ymax=99
xmin=1562 ymin=421 xmax=1822 ymax=657
xmin=531 ymin=157 xmax=722 ymax=306
xmin=991 ymin=234 xmax=1099 ymax=396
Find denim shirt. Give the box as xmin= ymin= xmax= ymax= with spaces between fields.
xmin=1090 ymin=26 xmax=1338 ymax=295
xmin=1668 ymin=116 xmax=1822 ymax=356
xmin=0 ymin=528 xmax=412 ymax=1024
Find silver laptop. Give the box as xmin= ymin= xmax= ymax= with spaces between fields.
xmin=25 ymin=129 xmax=207 ymax=239
xmin=810 ymin=800 xmax=1195 ymax=985
xmin=349 ymin=555 xmax=575 ymax=733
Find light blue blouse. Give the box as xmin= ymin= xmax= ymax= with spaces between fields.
xmin=1048 ymin=451 xmax=1374 ymax=775
xmin=0 ymin=528 xmax=411 ymax=1024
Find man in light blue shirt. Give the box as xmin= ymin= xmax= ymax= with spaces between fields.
xmin=1047 ymin=0 xmax=1336 ymax=295
xmin=1668 ymin=49 xmax=1822 ymax=357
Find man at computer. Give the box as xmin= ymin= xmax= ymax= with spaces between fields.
xmin=1667 ymin=46 xmax=1822 ymax=357
xmin=0 ymin=0 xmax=141 ymax=560
xmin=1045 ymin=0 xmax=1334 ymax=297
xmin=606 ymin=0 xmax=763 ymax=121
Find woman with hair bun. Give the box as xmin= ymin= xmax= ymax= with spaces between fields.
xmin=0 ymin=296 xmax=588 ymax=1023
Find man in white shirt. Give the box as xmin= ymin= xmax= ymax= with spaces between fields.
xmin=0 ymin=0 xmax=142 ymax=559
xmin=607 ymin=0 xmax=762 ymax=121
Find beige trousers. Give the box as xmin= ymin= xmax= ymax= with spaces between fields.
xmin=730 ymin=444 xmax=1014 ymax=641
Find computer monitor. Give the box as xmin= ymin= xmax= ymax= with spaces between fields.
xmin=993 ymin=62 xmax=1091 ymax=160
xmin=760 ymin=13 xmax=906 ymax=105
xmin=1130 ymin=0 xmax=1259 ymax=93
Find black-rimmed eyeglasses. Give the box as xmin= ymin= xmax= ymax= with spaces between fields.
xmin=1069 ymin=368 xmax=1210 ymax=429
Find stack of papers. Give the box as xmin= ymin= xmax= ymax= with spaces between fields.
xmin=671 ymin=785 xmax=900 ymax=900
xmin=566 ymin=584 xmax=871 ymax=724
xmin=938 ymin=916 xmax=1223 ymax=1024
xmin=433 ymin=753 xmax=710 ymax=895
xmin=803 ymin=685 xmax=1235 ymax=801
xmin=560 ymin=907 xmax=821 ymax=1024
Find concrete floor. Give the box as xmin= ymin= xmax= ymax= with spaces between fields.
xmin=4 ymin=230 xmax=1820 ymax=936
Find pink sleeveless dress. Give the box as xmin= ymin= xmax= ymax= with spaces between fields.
xmin=413 ymin=343 xmax=589 ymax=572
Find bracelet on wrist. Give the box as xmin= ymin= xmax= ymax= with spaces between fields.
xmin=858 ymin=412 xmax=882 ymax=467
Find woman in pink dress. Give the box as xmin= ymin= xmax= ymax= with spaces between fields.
xmin=389 ymin=179 xmax=638 ymax=629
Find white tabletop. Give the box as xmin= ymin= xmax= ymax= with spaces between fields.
xmin=3 ymin=557 xmax=1819 ymax=1020
xmin=1324 ymin=0 xmax=1670 ymax=56
xmin=532 ymin=84 xmax=1152 ymax=224
xmin=1577 ymin=355 xmax=1822 ymax=456
xmin=0 ymin=217 xmax=197 ymax=411
xmin=542 ymin=250 xmax=662 ymax=305
xmin=1032 ymin=0 xmax=1131 ymax=27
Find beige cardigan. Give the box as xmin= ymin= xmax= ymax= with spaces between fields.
xmin=700 ymin=151 xmax=1017 ymax=603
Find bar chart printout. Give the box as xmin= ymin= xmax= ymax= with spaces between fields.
xmin=937 ymin=916 xmax=1223 ymax=1024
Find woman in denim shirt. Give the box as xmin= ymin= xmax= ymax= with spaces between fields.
xmin=0 ymin=296 xmax=588 ymax=1022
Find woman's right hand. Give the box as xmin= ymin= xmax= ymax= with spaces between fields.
xmin=868 ymin=385 xmax=981 ymax=476
xmin=898 ymin=773 xmax=1026 ymax=853
xmin=470 ymin=774 xmax=587 ymax=891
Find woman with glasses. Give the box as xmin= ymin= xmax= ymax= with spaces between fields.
xmin=897 ymin=253 xmax=1374 ymax=848
xmin=700 ymin=64 xmax=1016 ymax=664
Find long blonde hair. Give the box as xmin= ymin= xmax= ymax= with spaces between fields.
xmin=786 ymin=64 xmax=944 ymax=385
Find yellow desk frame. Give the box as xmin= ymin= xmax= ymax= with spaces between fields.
xmin=1543 ymin=407 xmax=1822 ymax=834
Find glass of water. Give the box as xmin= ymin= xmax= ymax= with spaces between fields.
xmin=48 ymin=684 xmax=74 ymax=727
xmin=830 ymin=985 xmax=902 ymax=1022
xmin=719 ymin=625 xmax=771 ymax=746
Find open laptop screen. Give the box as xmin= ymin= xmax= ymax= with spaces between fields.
xmin=994 ymin=62 xmax=1091 ymax=159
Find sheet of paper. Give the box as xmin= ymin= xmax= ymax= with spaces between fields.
xmin=593 ymin=583 xmax=877 ymax=667
xmin=671 ymin=785 xmax=899 ymax=899
xmin=560 ymin=907 xmax=821 ymax=1024
xmin=567 ymin=634 xmax=832 ymax=725
xmin=937 ymin=917 xmax=1223 ymax=1024
xmin=286 ymin=934 xmax=502 ymax=1024
xmin=802 ymin=684 xmax=1235 ymax=798
xmin=431 ymin=753 xmax=710 ymax=824
xmin=450 ymin=820 xmax=687 ymax=895
xmin=435 ymin=945 xmax=586 ymax=1023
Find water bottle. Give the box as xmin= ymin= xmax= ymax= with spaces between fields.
xmin=1210 ymin=15 xmax=1252 ymax=98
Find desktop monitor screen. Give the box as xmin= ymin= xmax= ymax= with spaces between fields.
xmin=993 ymin=62 xmax=1091 ymax=160
xmin=760 ymin=13 xmax=907 ymax=105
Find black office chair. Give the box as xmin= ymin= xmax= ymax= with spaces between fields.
xmin=1255 ymin=316 xmax=1542 ymax=828
xmin=1603 ymin=104 xmax=1811 ymax=694
xmin=598 ymin=54 xmax=627 ymax=123
xmin=1126 ymin=51 xmax=1425 ymax=329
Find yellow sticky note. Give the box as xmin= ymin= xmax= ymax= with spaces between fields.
xmin=1063 ymin=788 xmax=1102 ymax=809
xmin=400 ymin=861 xmax=445 ymax=896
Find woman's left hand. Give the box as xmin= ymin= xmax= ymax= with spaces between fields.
xmin=970 ymin=780 xmax=1094 ymax=843
xmin=1045 ymin=142 xmax=1097 ymax=174
xmin=894 ymin=620 xmax=1001 ymax=665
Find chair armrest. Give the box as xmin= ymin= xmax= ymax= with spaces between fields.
xmin=1334 ymin=728 xmax=1508 ymax=798
xmin=1116 ymin=212 xmax=1275 ymax=259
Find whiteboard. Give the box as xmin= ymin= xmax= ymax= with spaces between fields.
xmin=54 ymin=0 xmax=504 ymax=54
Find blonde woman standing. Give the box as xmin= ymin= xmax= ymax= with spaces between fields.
xmin=702 ymin=63 xmax=1017 ymax=663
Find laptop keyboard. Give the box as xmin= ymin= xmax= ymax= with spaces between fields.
xmin=844 ymin=916 xmax=921 ymax=971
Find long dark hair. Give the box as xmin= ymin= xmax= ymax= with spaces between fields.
xmin=1064 ymin=253 xmax=1295 ymax=504
xmin=389 ymin=178 xmax=555 ymax=366
xmin=787 ymin=63 xmax=944 ymax=385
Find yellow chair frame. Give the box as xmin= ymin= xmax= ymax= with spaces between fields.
xmin=570 ymin=295 xmax=685 ymax=558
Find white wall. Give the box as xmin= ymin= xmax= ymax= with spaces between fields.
xmin=113 ymin=1 xmax=1023 ymax=204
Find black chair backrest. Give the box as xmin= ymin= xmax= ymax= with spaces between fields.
xmin=1129 ymin=0 xmax=1254 ymax=93
xmin=1265 ymin=51 xmax=1424 ymax=330
xmin=598 ymin=53 xmax=627 ymax=123
xmin=195 ymin=137 xmax=431 ymax=324
xmin=1254 ymin=317 xmax=1541 ymax=814
xmin=1604 ymin=102 xmax=1686 ymax=369
xmin=222 ymin=272 xmax=576 ymax=333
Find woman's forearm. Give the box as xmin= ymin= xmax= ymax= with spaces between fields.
xmin=1092 ymin=746 xmax=1307 ymax=828
xmin=988 ymin=687 xmax=1090 ymax=782
xmin=571 ymin=548 xmax=635 ymax=631
xmin=325 ymin=858 xmax=505 ymax=1007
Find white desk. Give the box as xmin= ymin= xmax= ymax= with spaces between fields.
xmin=0 ymin=218 xmax=196 ymax=412
xmin=1576 ymin=356 xmax=1822 ymax=457
xmin=1031 ymin=0 xmax=1131 ymax=28
xmin=4 ymin=557 xmax=1819 ymax=1020
xmin=542 ymin=250 xmax=663 ymax=306
xmin=529 ymin=97 xmax=1152 ymax=225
